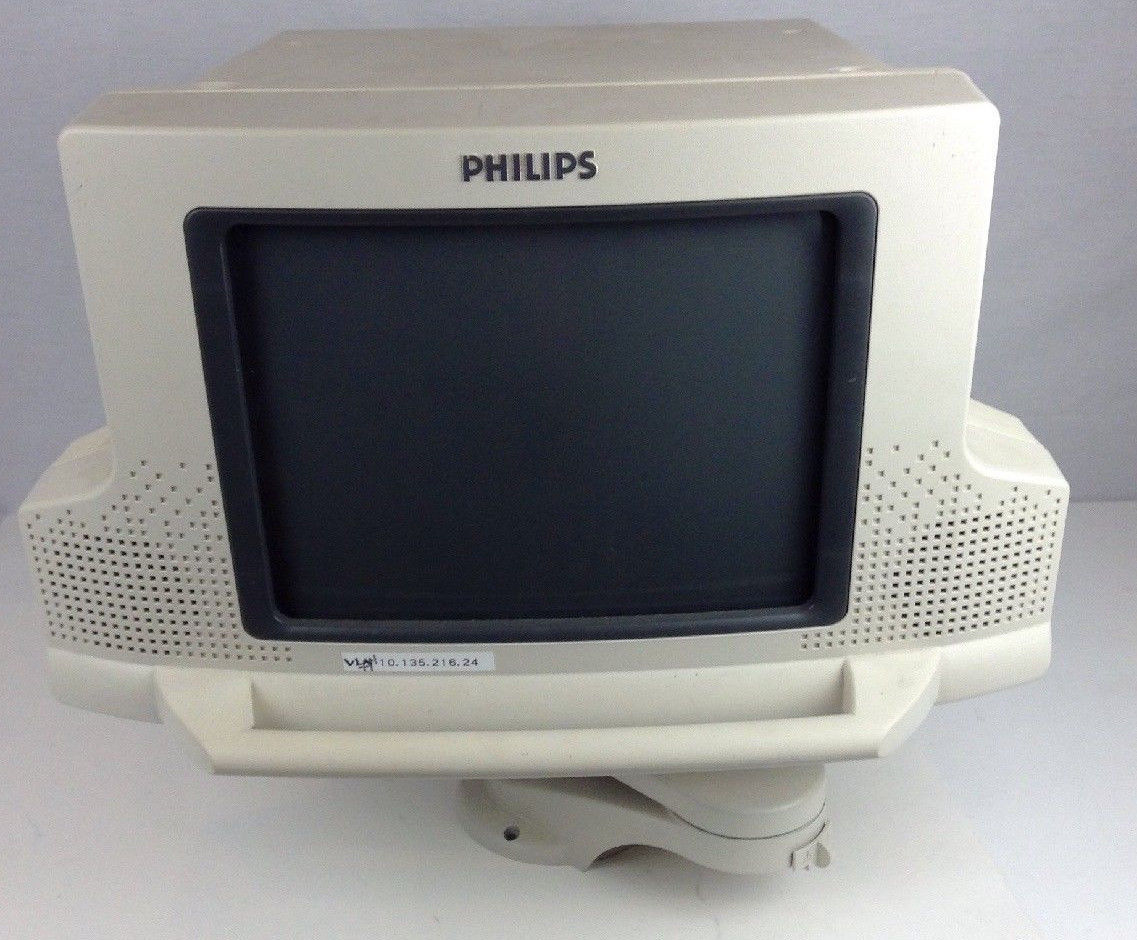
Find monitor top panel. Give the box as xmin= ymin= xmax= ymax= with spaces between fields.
xmin=70 ymin=38 xmax=986 ymax=135
xmin=200 ymin=21 xmax=888 ymax=92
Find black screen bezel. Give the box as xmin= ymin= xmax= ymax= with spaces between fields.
xmin=185 ymin=196 xmax=876 ymax=643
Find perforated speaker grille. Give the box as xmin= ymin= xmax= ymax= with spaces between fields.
xmin=23 ymin=460 xmax=292 ymax=664
xmin=801 ymin=440 xmax=1064 ymax=651
xmin=24 ymin=445 xmax=1062 ymax=665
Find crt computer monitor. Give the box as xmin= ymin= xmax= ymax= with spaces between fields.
xmin=20 ymin=21 xmax=1068 ymax=874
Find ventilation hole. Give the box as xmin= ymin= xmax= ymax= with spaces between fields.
xmin=800 ymin=442 xmax=1063 ymax=651
xmin=22 ymin=460 xmax=292 ymax=665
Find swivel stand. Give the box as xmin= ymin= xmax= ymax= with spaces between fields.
xmin=459 ymin=764 xmax=831 ymax=874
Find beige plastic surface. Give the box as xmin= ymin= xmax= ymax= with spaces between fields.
xmin=150 ymin=651 xmax=938 ymax=776
xmin=616 ymin=764 xmax=828 ymax=839
xmin=202 ymin=21 xmax=886 ymax=90
xmin=457 ymin=773 xmax=830 ymax=874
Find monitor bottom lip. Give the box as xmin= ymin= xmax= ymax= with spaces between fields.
xmin=45 ymin=621 xmax=1048 ymax=777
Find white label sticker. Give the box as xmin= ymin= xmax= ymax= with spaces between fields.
xmin=341 ymin=651 xmax=496 ymax=673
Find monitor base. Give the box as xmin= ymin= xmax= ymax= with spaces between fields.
xmin=457 ymin=765 xmax=830 ymax=874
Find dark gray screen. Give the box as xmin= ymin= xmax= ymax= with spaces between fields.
xmin=225 ymin=210 xmax=838 ymax=621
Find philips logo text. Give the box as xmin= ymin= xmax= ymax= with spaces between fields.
xmin=461 ymin=151 xmax=597 ymax=182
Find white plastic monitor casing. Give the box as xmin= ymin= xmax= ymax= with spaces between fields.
xmin=21 ymin=21 xmax=1067 ymax=778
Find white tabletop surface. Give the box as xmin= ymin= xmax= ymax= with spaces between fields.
xmin=1 ymin=501 xmax=1133 ymax=939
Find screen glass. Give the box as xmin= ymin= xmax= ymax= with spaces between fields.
xmin=189 ymin=198 xmax=874 ymax=640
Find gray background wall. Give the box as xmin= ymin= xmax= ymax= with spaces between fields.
xmin=3 ymin=1 xmax=1135 ymax=513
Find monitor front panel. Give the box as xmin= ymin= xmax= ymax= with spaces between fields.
xmin=31 ymin=85 xmax=1066 ymax=744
